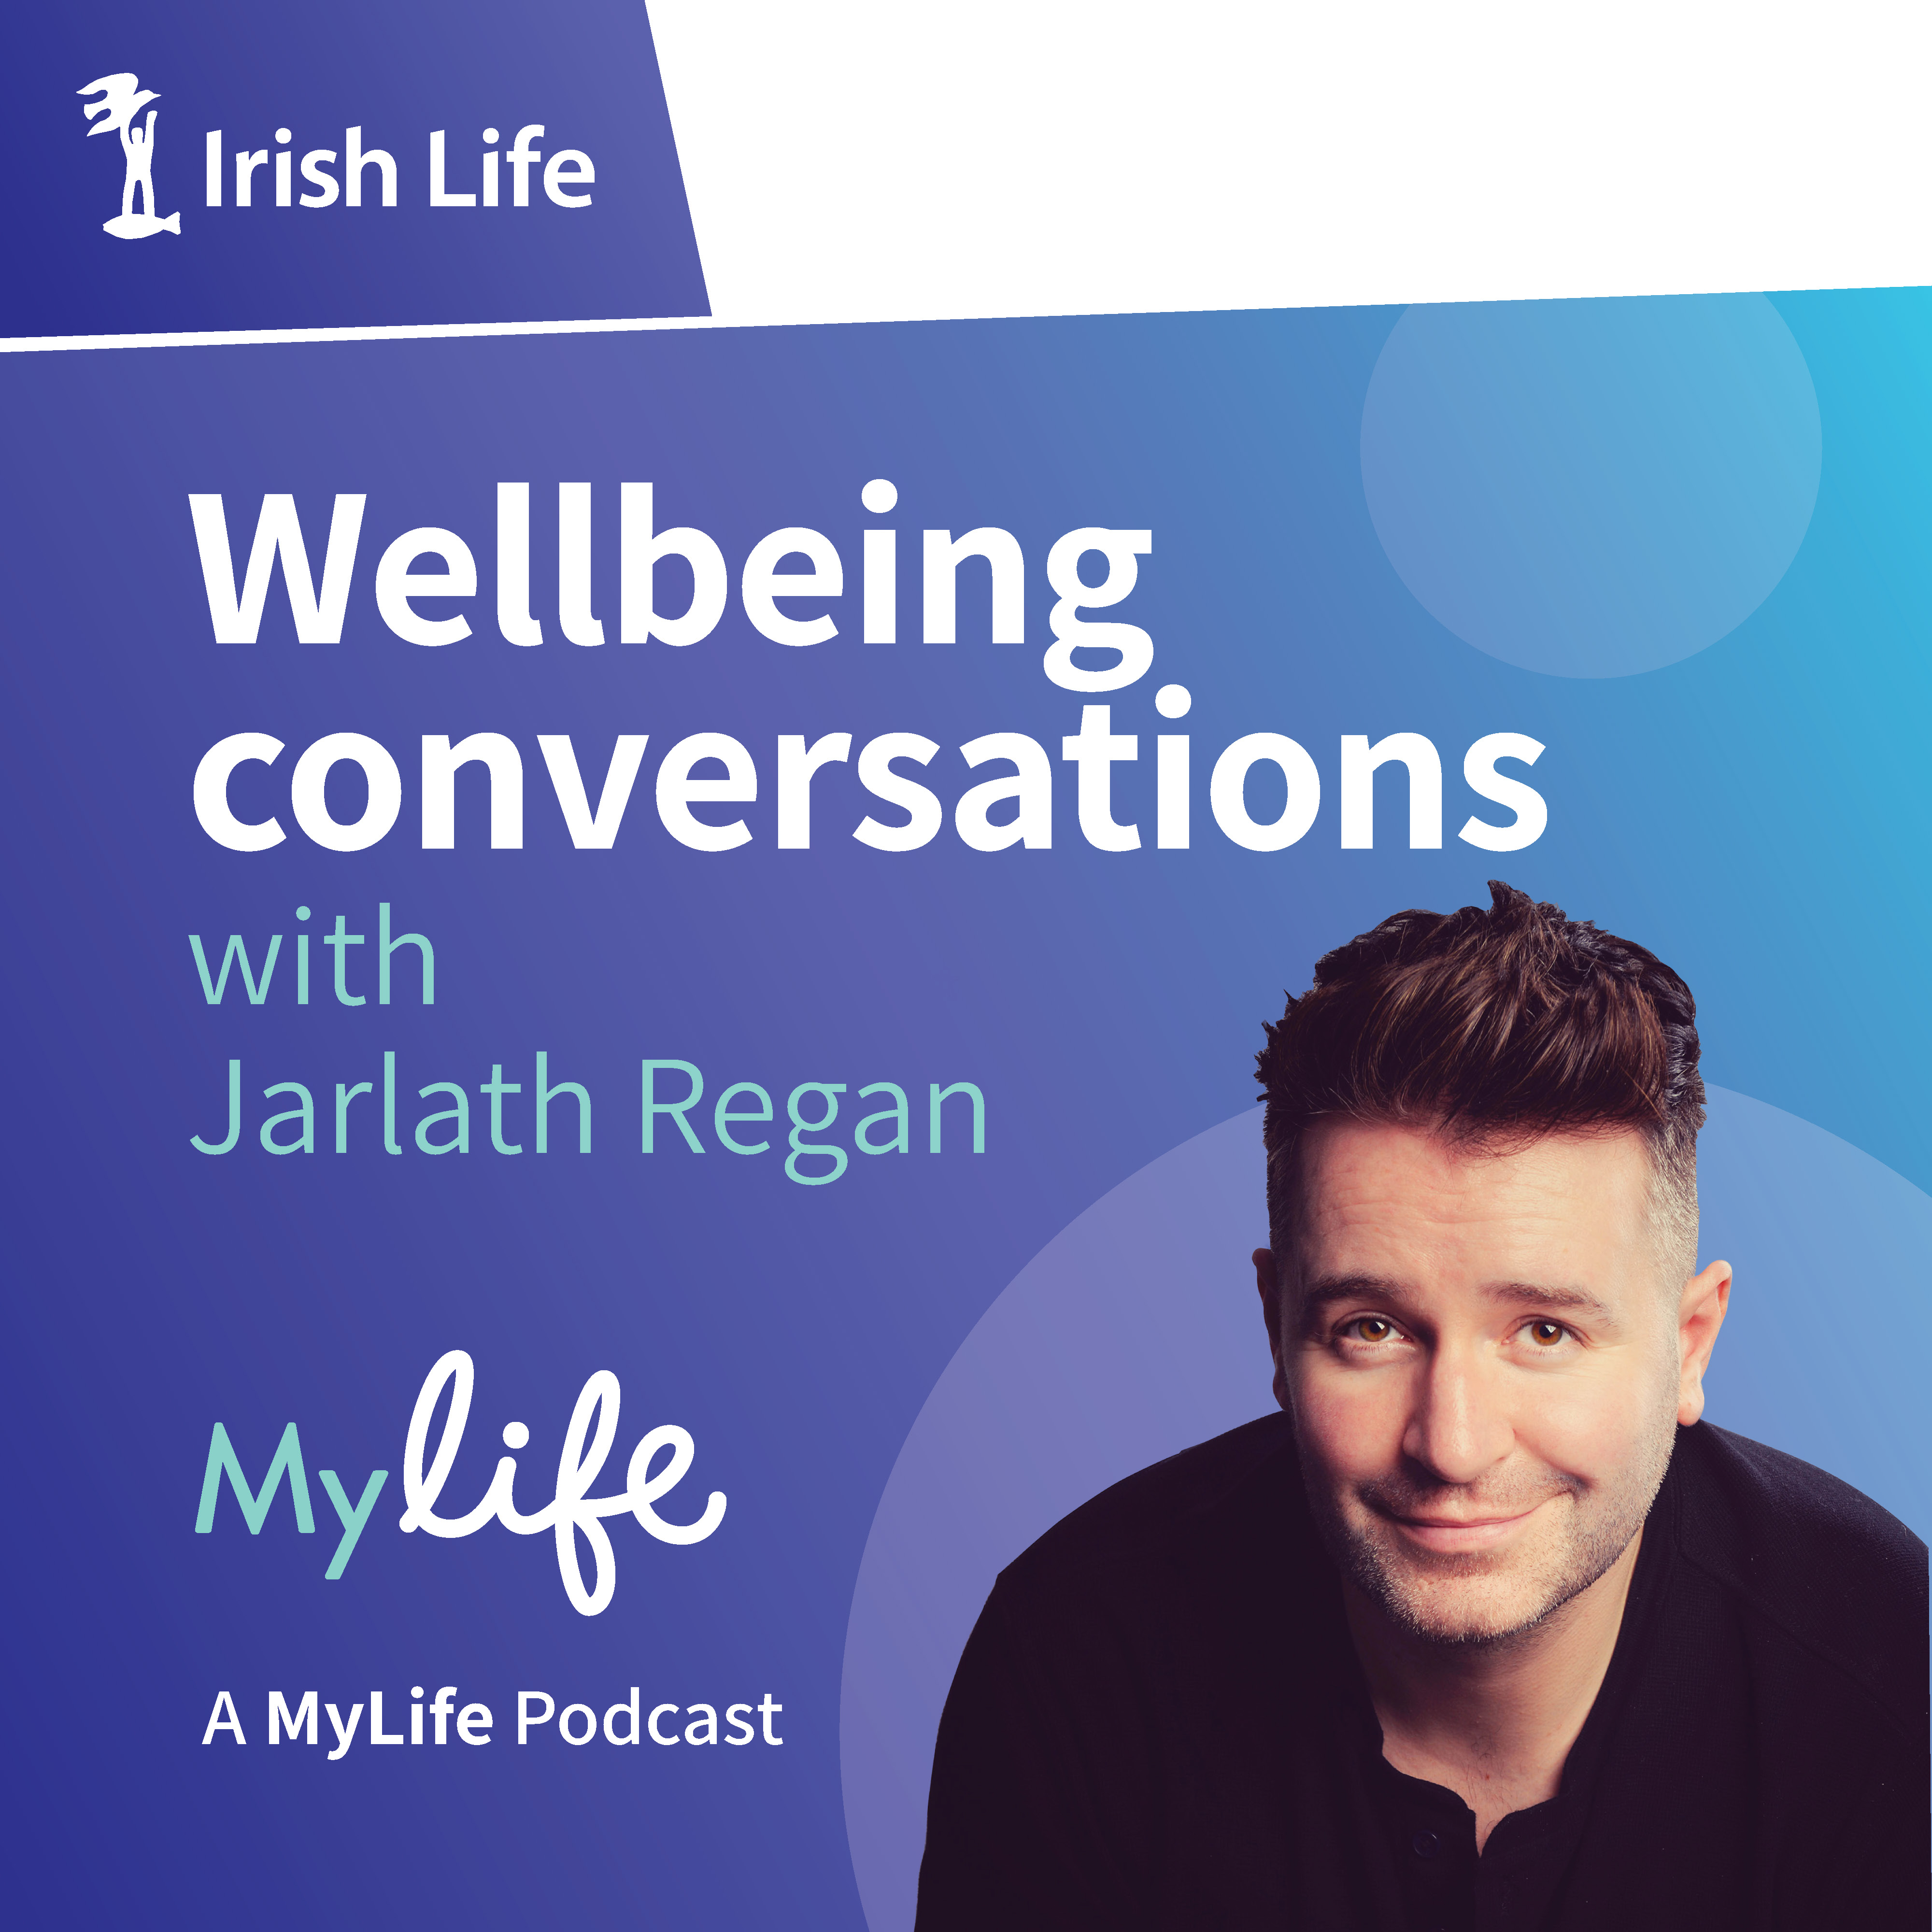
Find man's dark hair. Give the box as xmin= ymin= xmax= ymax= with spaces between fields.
xmin=1256 ymin=881 xmax=1706 ymax=1277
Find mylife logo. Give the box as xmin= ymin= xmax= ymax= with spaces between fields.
xmin=203 ymin=123 xmax=595 ymax=211
xmin=196 ymin=1350 xmax=726 ymax=1615
xmin=80 ymin=72 xmax=181 ymax=240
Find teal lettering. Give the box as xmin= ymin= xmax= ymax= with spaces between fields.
xmin=929 ymin=1081 xmax=985 ymax=1153
xmin=482 ymin=1064 xmax=523 ymax=1155
xmin=537 ymin=1052 xmax=591 ymax=1153
xmin=642 ymin=1060 xmax=704 ymax=1152
xmin=416 ymin=1082 xmax=469 ymax=1154
xmin=335 ymin=1080 xmax=373 ymax=1152
xmin=189 ymin=933 xmax=282 ymax=1005
xmin=854 ymin=1081 xmax=909 ymax=1154
xmin=192 ymin=1058 xmax=242 ymax=1155
xmin=261 ymin=1081 xmax=314 ymax=1154
xmin=714 ymin=1082 xmax=772 ymax=1155
xmin=317 ymin=1468 xmax=389 ymax=1579
xmin=786 ymin=1083 xmax=847 ymax=1185
xmin=196 ymin=1421 xmax=315 ymax=1535
xmin=379 ymin=902 xmax=434 ymax=1005
xmin=324 ymin=915 xmax=365 ymax=1006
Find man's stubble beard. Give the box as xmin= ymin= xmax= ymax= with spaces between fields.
xmin=1294 ymin=1390 xmax=1680 ymax=1649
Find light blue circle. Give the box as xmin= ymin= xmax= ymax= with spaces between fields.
xmin=840 ymin=1089 xmax=1931 ymax=1931
xmin=1360 ymin=296 xmax=1821 ymax=676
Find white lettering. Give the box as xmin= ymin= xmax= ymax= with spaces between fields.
xmin=1460 ymin=732 xmax=1548 ymax=851
xmin=398 ymin=1350 xmax=727 ymax=1617
xmin=190 ymin=493 xmax=366 ymax=644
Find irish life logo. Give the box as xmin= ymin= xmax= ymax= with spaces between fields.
xmin=81 ymin=72 xmax=182 ymax=240
xmin=75 ymin=72 xmax=602 ymax=242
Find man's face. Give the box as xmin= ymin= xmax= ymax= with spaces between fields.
xmin=1258 ymin=1119 xmax=1729 ymax=1646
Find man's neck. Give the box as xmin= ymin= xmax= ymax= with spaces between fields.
xmin=1343 ymin=1531 xmax=1641 ymax=1853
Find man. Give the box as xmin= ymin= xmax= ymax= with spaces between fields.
xmin=917 ymin=883 xmax=1928 ymax=1930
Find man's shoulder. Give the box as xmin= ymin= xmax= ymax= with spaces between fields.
xmin=1000 ymin=1411 xmax=1304 ymax=1596
xmin=1672 ymin=1421 xmax=1928 ymax=1721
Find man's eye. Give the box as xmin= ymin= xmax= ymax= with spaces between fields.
xmin=1525 ymin=1320 xmax=1569 ymax=1348
xmin=1346 ymin=1316 xmax=1399 ymax=1343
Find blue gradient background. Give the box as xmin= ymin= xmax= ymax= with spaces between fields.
xmin=5 ymin=2 xmax=707 ymax=334
xmin=2 ymin=291 xmax=1929 ymax=1926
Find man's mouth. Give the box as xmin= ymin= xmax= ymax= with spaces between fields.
xmin=1374 ymin=1499 xmax=1551 ymax=1554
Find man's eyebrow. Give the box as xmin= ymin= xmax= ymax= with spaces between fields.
xmin=1300 ymin=1274 xmax=1408 ymax=1307
xmin=1298 ymin=1274 xmax=1618 ymax=1322
xmin=1485 ymin=1281 xmax=1617 ymax=1321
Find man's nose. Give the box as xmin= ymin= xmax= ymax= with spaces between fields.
xmin=1399 ymin=1343 xmax=1515 ymax=1486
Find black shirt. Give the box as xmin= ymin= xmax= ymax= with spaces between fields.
xmin=916 ymin=1416 xmax=1928 ymax=1931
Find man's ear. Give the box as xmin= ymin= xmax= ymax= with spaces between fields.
xmin=1676 ymin=1258 xmax=1733 ymax=1426
xmin=1253 ymin=1248 xmax=1289 ymax=1410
